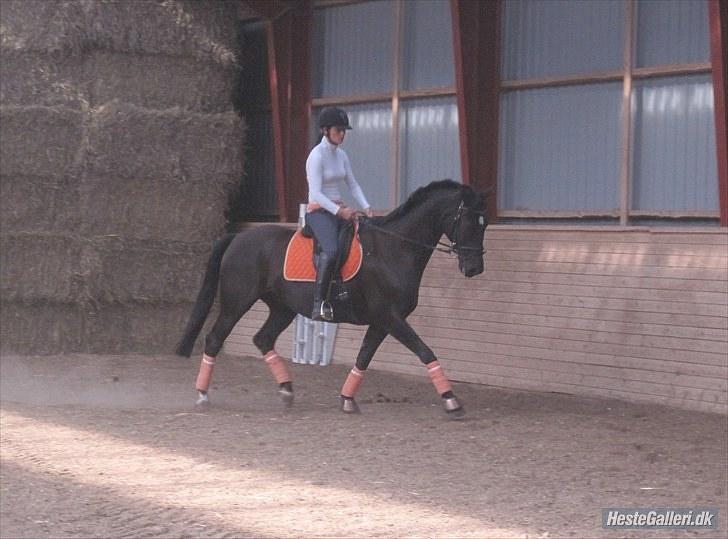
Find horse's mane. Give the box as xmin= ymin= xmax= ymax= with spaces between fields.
xmin=372 ymin=179 xmax=477 ymax=225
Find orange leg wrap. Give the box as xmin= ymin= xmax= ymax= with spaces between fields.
xmin=264 ymin=351 xmax=292 ymax=384
xmin=195 ymin=354 xmax=216 ymax=392
xmin=426 ymin=360 xmax=453 ymax=395
xmin=341 ymin=366 xmax=365 ymax=398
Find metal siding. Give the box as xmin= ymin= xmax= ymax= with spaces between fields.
xmin=498 ymin=83 xmax=622 ymax=211
xmin=337 ymin=103 xmax=393 ymax=210
xmin=501 ymin=0 xmax=623 ymax=81
xmin=399 ymin=97 xmax=461 ymax=201
xmin=312 ymin=1 xmax=395 ymax=98
xmin=631 ymin=75 xmax=718 ymax=211
xmin=402 ymin=0 xmax=455 ymax=90
xmin=636 ymin=0 xmax=710 ymax=67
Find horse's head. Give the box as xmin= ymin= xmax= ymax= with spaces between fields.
xmin=447 ymin=186 xmax=490 ymax=277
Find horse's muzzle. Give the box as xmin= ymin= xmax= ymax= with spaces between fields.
xmin=463 ymin=266 xmax=483 ymax=277
xmin=459 ymin=257 xmax=484 ymax=277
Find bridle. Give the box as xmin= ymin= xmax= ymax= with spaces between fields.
xmin=448 ymin=201 xmax=487 ymax=258
xmin=361 ymin=200 xmax=486 ymax=258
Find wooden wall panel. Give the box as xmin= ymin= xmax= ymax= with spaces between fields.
xmin=226 ymin=225 xmax=728 ymax=414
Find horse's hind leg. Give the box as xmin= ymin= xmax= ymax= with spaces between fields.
xmin=194 ymin=298 xmax=255 ymax=406
xmin=253 ymin=301 xmax=296 ymax=407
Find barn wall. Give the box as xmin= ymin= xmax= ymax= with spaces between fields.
xmin=0 ymin=0 xmax=245 ymax=353
xmin=226 ymin=225 xmax=728 ymax=414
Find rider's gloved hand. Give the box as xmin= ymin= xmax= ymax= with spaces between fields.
xmin=337 ymin=206 xmax=356 ymax=221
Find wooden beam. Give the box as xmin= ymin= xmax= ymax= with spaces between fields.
xmin=266 ymin=1 xmax=312 ymax=222
xmin=246 ymin=0 xmax=291 ymax=21
xmin=390 ymin=0 xmax=404 ymax=208
xmin=618 ymin=0 xmax=635 ymax=227
xmin=500 ymin=64 xmax=711 ymax=91
xmin=709 ymin=0 xmax=728 ymax=226
xmin=266 ymin=18 xmax=285 ymax=221
xmin=286 ymin=3 xmax=313 ymax=223
xmin=451 ymin=0 xmax=501 ymax=221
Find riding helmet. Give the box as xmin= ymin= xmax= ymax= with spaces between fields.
xmin=319 ymin=107 xmax=352 ymax=130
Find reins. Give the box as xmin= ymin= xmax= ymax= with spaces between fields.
xmin=359 ymin=201 xmax=486 ymax=257
xmin=361 ymin=219 xmax=461 ymax=254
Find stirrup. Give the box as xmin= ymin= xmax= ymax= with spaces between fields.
xmin=312 ymin=301 xmax=334 ymax=322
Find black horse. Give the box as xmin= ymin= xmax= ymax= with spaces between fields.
xmin=176 ymin=179 xmax=488 ymax=418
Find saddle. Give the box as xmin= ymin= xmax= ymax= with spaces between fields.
xmin=283 ymin=221 xmax=363 ymax=282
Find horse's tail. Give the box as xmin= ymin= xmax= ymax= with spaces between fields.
xmin=175 ymin=233 xmax=236 ymax=357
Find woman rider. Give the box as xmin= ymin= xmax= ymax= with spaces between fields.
xmin=305 ymin=107 xmax=373 ymax=321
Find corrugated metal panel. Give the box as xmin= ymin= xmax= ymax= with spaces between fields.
xmin=312 ymin=1 xmax=395 ymax=98
xmin=399 ymin=97 xmax=461 ymax=201
xmin=311 ymin=104 xmax=393 ymax=210
xmin=501 ymin=0 xmax=623 ymax=81
xmin=631 ymin=75 xmax=717 ymax=211
xmin=498 ymin=83 xmax=622 ymax=211
xmin=636 ymin=0 xmax=710 ymax=67
xmin=345 ymin=103 xmax=393 ymax=209
xmin=402 ymin=0 xmax=454 ymax=90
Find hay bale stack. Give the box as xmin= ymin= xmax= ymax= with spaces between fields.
xmin=0 ymin=106 xmax=82 ymax=233
xmin=1 ymin=303 xmax=87 ymax=354
xmin=0 ymin=50 xmax=87 ymax=109
xmin=0 ymin=232 xmax=85 ymax=302
xmin=1 ymin=0 xmax=245 ymax=354
xmin=82 ymin=101 xmax=242 ymax=241
xmin=0 ymin=106 xmax=84 ymax=177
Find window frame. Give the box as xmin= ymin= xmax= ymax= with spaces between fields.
xmin=498 ymin=0 xmax=717 ymax=224
xmin=311 ymin=0 xmax=457 ymax=210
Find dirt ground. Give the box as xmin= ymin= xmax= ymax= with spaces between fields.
xmin=0 ymin=352 xmax=726 ymax=539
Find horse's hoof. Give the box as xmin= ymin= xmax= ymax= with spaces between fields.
xmin=279 ymin=388 xmax=294 ymax=408
xmin=196 ymin=391 xmax=210 ymax=407
xmin=443 ymin=396 xmax=465 ymax=419
xmin=340 ymin=396 xmax=361 ymax=414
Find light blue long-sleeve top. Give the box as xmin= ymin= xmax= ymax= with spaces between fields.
xmin=306 ymin=135 xmax=370 ymax=215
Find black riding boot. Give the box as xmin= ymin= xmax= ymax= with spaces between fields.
xmin=311 ymin=252 xmax=335 ymax=321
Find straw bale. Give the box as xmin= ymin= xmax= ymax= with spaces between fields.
xmin=0 ymin=174 xmax=80 ymax=233
xmin=0 ymin=0 xmax=86 ymax=55
xmin=0 ymin=50 xmax=86 ymax=108
xmin=0 ymin=233 xmax=84 ymax=302
xmin=83 ymin=51 xmax=238 ymax=112
xmin=79 ymin=175 xmax=230 ymax=242
xmin=0 ymin=301 xmax=86 ymax=354
xmin=81 ymin=301 xmax=200 ymax=353
xmin=83 ymin=237 xmax=211 ymax=304
xmin=0 ymin=105 xmax=83 ymax=177
xmin=82 ymin=0 xmax=240 ymax=65
xmin=1 ymin=0 xmax=241 ymax=67
xmin=87 ymin=100 xmax=244 ymax=181
xmin=0 ymin=300 xmax=196 ymax=354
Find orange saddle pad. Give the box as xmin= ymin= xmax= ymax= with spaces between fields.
xmin=284 ymin=224 xmax=363 ymax=282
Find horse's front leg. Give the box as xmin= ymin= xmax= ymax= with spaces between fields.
xmin=383 ymin=314 xmax=465 ymax=419
xmin=339 ymin=324 xmax=388 ymax=413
